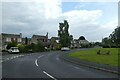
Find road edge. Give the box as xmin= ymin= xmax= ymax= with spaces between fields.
xmin=59 ymin=52 xmax=120 ymax=75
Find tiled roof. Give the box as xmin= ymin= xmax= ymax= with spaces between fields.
xmin=1 ymin=33 xmax=21 ymax=38
xmin=32 ymin=35 xmax=47 ymax=38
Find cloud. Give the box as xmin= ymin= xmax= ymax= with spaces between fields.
xmin=2 ymin=1 xmax=118 ymax=42
xmin=61 ymin=10 xmax=103 ymax=41
xmin=1 ymin=0 xmax=119 ymax=2
xmin=2 ymin=1 xmax=62 ymax=37
xmin=118 ymin=1 xmax=120 ymax=26
xmin=74 ymin=4 xmax=85 ymax=9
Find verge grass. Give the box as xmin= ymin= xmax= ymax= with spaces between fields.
xmin=69 ymin=48 xmax=119 ymax=67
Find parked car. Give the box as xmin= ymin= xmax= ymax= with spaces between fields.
xmin=8 ymin=47 xmax=20 ymax=53
xmin=61 ymin=47 xmax=70 ymax=51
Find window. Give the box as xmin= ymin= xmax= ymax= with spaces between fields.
xmin=6 ymin=38 xmax=11 ymax=42
xmin=18 ymin=38 xmax=22 ymax=42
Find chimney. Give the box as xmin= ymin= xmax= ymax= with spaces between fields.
xmin=46 ymin=32 xmax=48 ymax=38
xmin=20 ymin=33 xmax=22 ymax=38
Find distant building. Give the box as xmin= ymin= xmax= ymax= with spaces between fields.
xmin=71 ymin=39 xmax=80 ymax=48
xmin=50 ymin=37 xmax=59 ymax=50
xmin=31 ymin=33 xmax=50 ymax=48
xmin=1 ymin=33 xmax=22 ymax=50
xmin=78 ymin=36 xmax=89 ymax=46
xmin=71 ymin=36 xmax=89 ymax=48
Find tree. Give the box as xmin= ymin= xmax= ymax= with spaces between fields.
xmin=113 ymin=26 xmax=120 ymax=45
xmin=58 ymin=20 xmax=72 ymax=47
xmin=102 ymin=37 xmax=111 ymax=48
xmin=102 ymin=26 xmax=120 ymax=48
xmin=25 ymin=37 xmax=28 ymax=45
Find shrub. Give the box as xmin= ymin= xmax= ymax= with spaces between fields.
xmin=17 ymin=44 xmax=28 ymax=53
xmin=6 ymin=41 xmax=17 ymax=49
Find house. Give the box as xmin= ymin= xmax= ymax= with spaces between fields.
xmin=71 ymin=36 xmax=89 ymax=48
xmin=71 ymin=39 xmax=80 ymax=48
xmin=50 ymin=37 xmax=60 ymax=50
xmin=1 ymin=33 xmax=22 ymax=50
xmin=78 ymin=36 xmax=89 ymax=46
xmin=31 ymin=33 xmax=50 ymax=48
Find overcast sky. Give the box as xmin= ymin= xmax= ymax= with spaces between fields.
xmin=1 ymin=0 xmax=119 ymax=42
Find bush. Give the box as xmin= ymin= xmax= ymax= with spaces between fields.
xmin=17 ymin=44 xmax=28 ymax=53
xmin=6 ymin=41 xmax=17 ymax=49
xmin=18 ymin=43 xmax=46 ymax=53
xmin=27 ymin=43 xmax=45 ymax=52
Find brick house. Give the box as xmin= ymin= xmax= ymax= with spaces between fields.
xmin=1 ymin=33 xmax=22 ymax=50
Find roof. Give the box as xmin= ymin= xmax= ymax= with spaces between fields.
xmin=51 ymin=37 xmax=59 ymax=40
xmin=1 ymin=33 xmax=21 ymax=38
xmin=74 ymin=39 xmax=79 ymax=41
xmin=79 ymin=36 xmax=85 ymax=40
xmin=32 ymin=35 xmax=47 ymax=39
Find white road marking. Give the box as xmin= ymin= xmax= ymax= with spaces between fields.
xmin=43 ymin=71 xmax=57 ymax=80
xmin=10 ymin=57 xmax=14 ymax=59
xmin=2 ymin=54 xmax=26 ymax=62
xmin=74 ymin=67 xmax=79 ymax=69
xmin=13 ymin=56 xmax=16 ymax=58
xmin=38 ymin=55 xmax=44 ymax=58
xmin=35 ymin=55 xmax=44 ymax=67
xmin=0 ymin=61 xmax=3 ymax=63
xmin=20 ymin=55 xmax=24 ymax=57
xmin=56 ymin=57 xmax=59 ymax=61
xmin=35 ymin=59 xmax=38 ymax=66
xmin=6 ymin=58 xmax=9 ymax=60
xmin=56 ymin=55 xmax=59 ymax=61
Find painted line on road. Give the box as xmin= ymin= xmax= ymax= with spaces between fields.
xmin=0 ymin=60 xmax=3 ymax=63
xmin=6 ymin=58 xmax=10 ymax=60
xmin=10 ymin=57 xmax=14 ymax=60
xmin=2 ymin=55 xmax=26 ymax=63
xmin=43 ymin=71 xmax=57 ymax=80
xmin=56 ymin=55 xmax=60 ymax=61
xmin=74 ymin=66 xmax=79 ymax=69
xmin=35 ymin=59 xmax=39 ymax=66
xmin=35 ymin=55 xmax=44 ymax=67
xmin=56 ymin=57 xmax=59 ymax=61
xmin=38 ymin=55 xmax=44 ymax=58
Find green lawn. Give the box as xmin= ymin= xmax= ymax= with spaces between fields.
xmin=69 ymin=48 xmax=119 ymax=67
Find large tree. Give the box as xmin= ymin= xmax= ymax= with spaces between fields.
xmin=58 ymin=20 xmax=73 ymax=47
xmin=102 ymin=26 xmax=120 ymax=47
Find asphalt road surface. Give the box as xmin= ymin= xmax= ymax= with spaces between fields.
xmin=2 ymin=50 xmax=119 ymax=79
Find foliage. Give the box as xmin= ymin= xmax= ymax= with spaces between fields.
xmin=102 ymin=26 xmax=120 ymax=48
xmin=17 ymin=44 xmax=28 ymax=53
xmin=58 ymin=20 xmax=73 ymax=47
xmin=6 ymin=41 xmax=17 ymax=49
xmin=33 ymin=42 xmax=45 ymax=52
xmin=25 ymin=37 xmax=28 ymax=45
xmin=17 ymin=42 xmax=45 ymax=53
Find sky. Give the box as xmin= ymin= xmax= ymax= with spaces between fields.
xmin=1 ymin=0 xmax=119 ymax=42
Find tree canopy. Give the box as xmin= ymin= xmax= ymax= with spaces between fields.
xmin=58 ymin=20 xmax=73 ymax=47
xmin=102 ymin=26 xmax=120 ymax=47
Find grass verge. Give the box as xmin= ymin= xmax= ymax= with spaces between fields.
xmin=69 ymin=48 xmax=119 ymax=67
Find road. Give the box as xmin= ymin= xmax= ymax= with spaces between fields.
xmin=2 ymin=50 xmax=119 ymax=79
